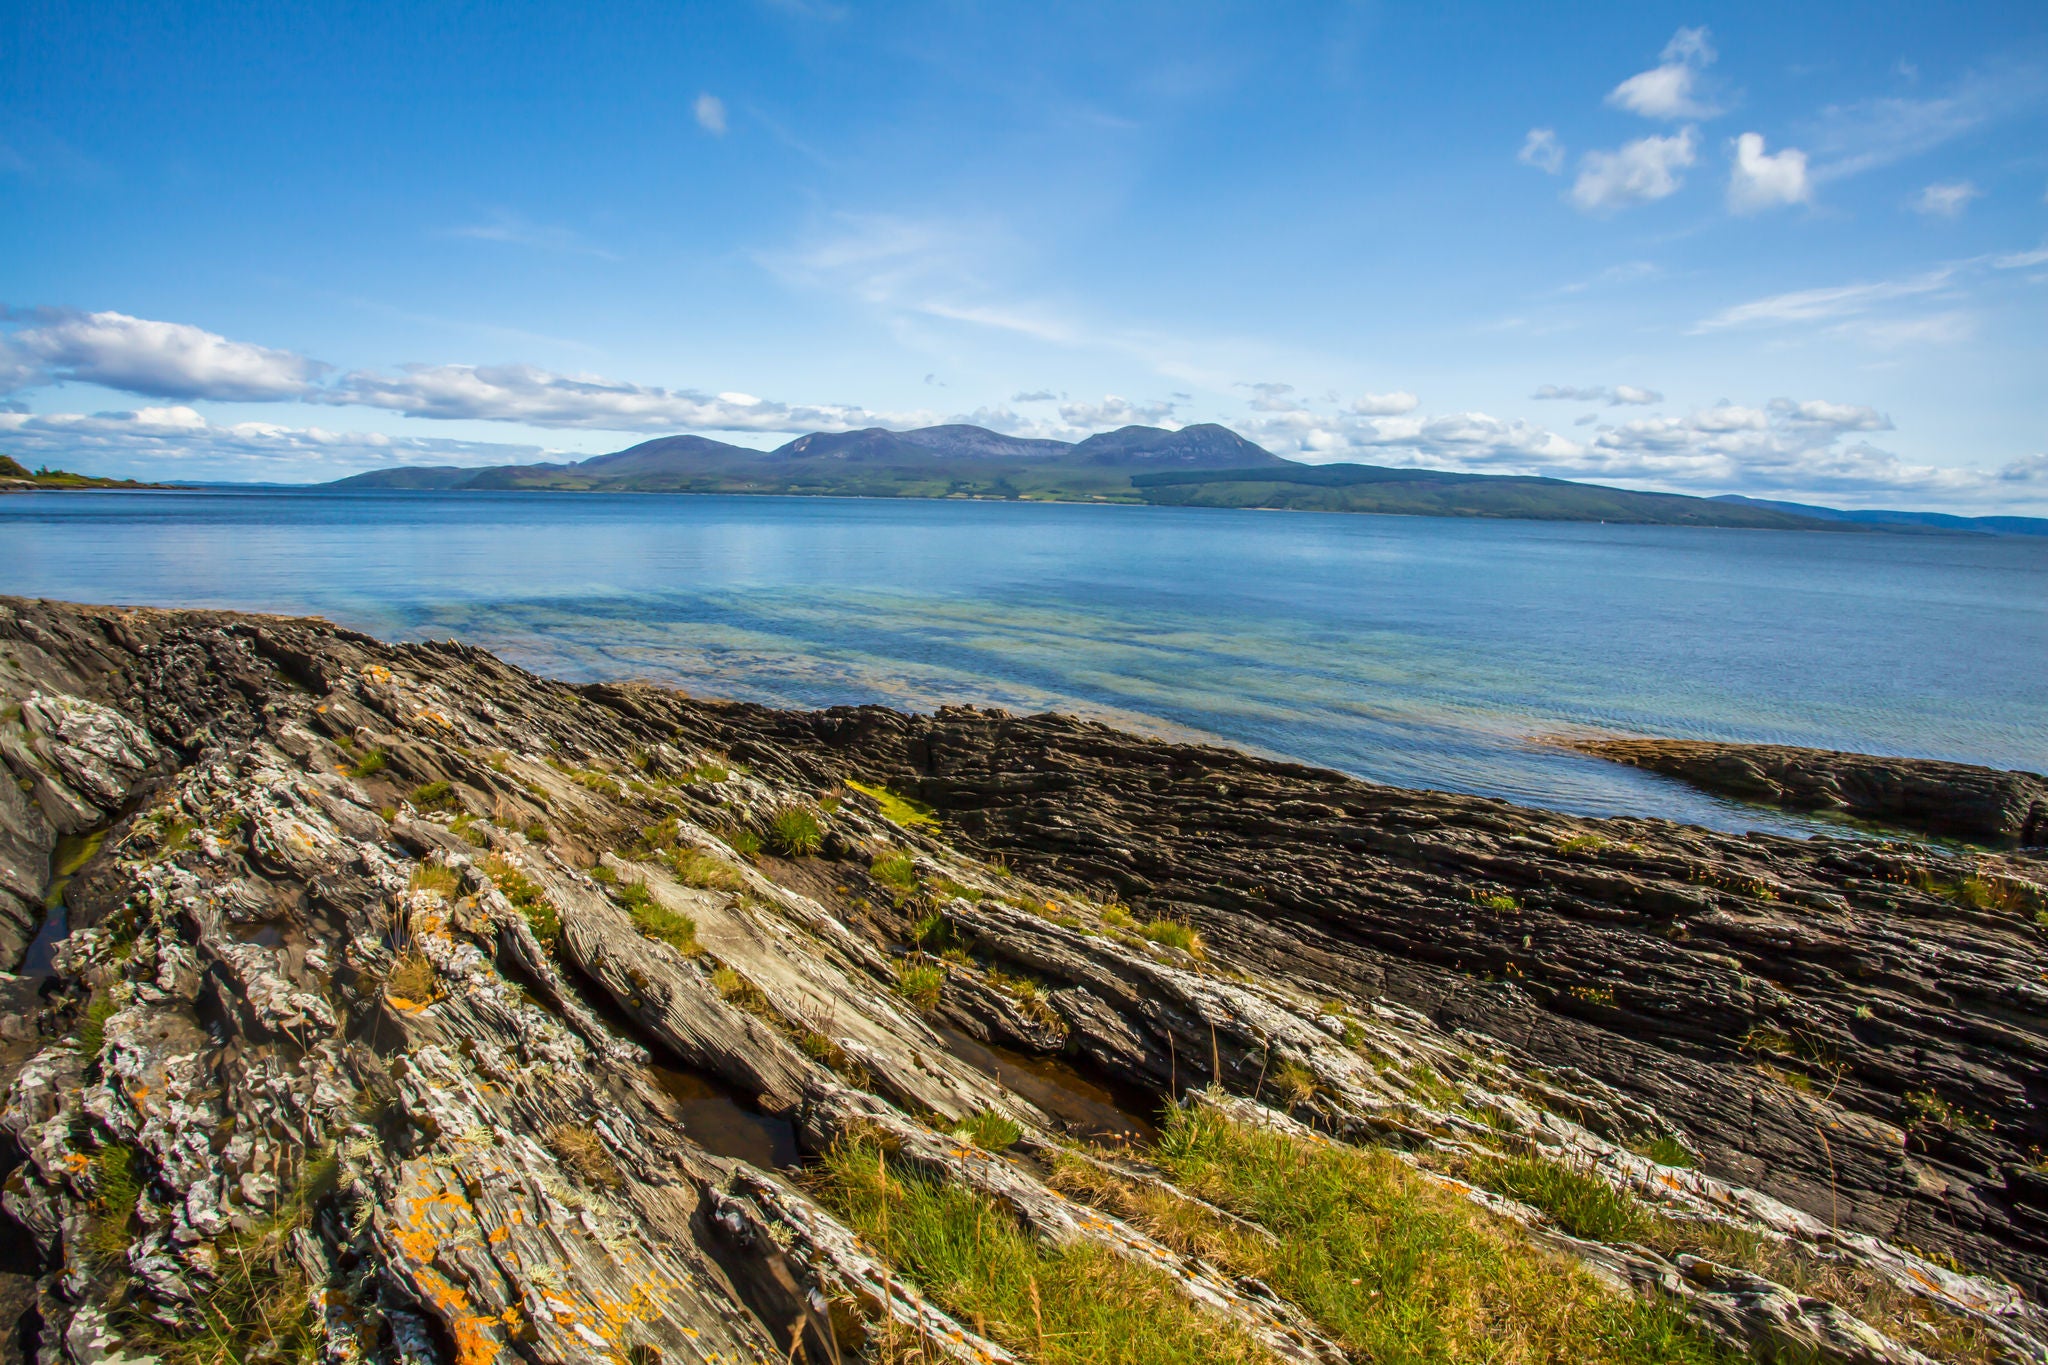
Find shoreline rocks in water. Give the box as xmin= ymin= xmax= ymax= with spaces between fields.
xmin=0 ymin=595 xmax=2043 ymax=1364
xmin=1561 ymin=736 xmax=2048 ymax=846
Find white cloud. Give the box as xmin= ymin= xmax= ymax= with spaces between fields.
xmin=1693 ymin=266 xmax=1956 ymax=330
xmin=1805 ymin=64 xmax=2044 ymax=182
xmin=1570 ymin=128 xmax=1698 ymax=212
xmin=1911 ymin=181 xmax=1980 ymax=218
xmin=323 ymin=362 xmax=935 ymax=433
xmin=1606 ymin=27 xmax=1722 ymax=120
xmin=1011 ymin=389 xmax=1057 ymax=403
xmin=0 ymin=406 xmax=544 ymax=480
xmin=1533 ymin=384 xmax=1664 ymax=405
xmin=0 ymin=308 xmax=327 ymax=400
xmin=694 ymin=93 xmax=728 ymax=135
xmin=1055 ymin=395 xmax=1178 ymax=429
xmin=1727 ymin=133 xmax=1811 ymax=213
xmin=444 ymin=211 xmax=619 ymax=259
xmin=1518 ymin=128 xmax=1564 ymax=174
xmin=1351 ymin=391 xmax=1419 ymax=416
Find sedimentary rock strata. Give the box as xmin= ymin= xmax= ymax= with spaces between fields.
xmin=1562 ymin=737 xmax=2048 ymax=846
xmin=0 ymin=596 xmax=2041 ymax=1364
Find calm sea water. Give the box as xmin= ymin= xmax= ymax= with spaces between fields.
xmin=4 ymin=488 xmax=2043 ymax=836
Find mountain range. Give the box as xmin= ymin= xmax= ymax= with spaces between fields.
xmin=325 ymin=423 xmax=2047 ymax=535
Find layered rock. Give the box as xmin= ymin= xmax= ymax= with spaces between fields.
xmin=1561 ymin=737 xmax=2048 ymax=846
xmin=0 ymin=596 xmax=2041 ymax=1365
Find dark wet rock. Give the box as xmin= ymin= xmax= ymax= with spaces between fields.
xmin=1564 ymin=736 xmax=2048 ymax=845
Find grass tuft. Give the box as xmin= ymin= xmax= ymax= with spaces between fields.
xmin=484 ymin=853 xmax=559 ymax=945
xmin=347 ymin=748 xmax=387 ymax=778
xmin=549 ymin=1123 xmax=624 ymax=1189
xmin=385 ymin=949 xmax=441 ymax=1006
xmin=954 ymin=1109 xmax=1024 ymax=1151
xmin=1139 ymin=917 xmax=1205 ymax=958
xmin=409 ymin=779 xmax=458 ymax=812
xmin=409 ymin=863 xmax=462 ymax=898
xmin=621 ymin=883 xmax=700 ymax=955
xmin=893 ymin=959 xmax=945 ymax=1010
xmin=767 ymin=806 xmax=824 ymax=857
xmin=1462 ymin=1152 xmax=1649 ymax=1243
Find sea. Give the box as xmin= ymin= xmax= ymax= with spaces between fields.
xmin=4 ymin=487 xmax=2043 ymax=838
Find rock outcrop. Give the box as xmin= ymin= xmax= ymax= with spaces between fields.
xmin=1561 ymin=737 xmax=2048 ymax=846
xmin=0 ymin=596 xmax=2042 ymax=1365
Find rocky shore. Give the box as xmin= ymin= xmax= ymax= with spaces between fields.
xmin=0 ymin=597 xmax=2043 ymax=1365
xmin=1561 ymin=738 xmax=2048 ymax=846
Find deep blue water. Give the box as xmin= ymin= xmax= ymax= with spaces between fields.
xmin=4 ymin=488 xmax=2044 ymax=836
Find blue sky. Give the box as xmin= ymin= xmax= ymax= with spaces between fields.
xmin=3 ymin=0 xmax=2045 ymax=510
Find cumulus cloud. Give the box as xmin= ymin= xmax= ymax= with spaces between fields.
xmin=1518 ymin=128 xmax=1564 ymax=174
xmin=0 ymin=308 xmax=327 ymax=400
xmin=1010 ymin=389 xmax=1057 ymax=402
xmin=1570 ymin=128 xmax=1698 ymax=212
xmin=1606 ymin=27 xmax=1722 ymax=120
xmin=1055 ymin=395 xmax=1178 ymax=429
xmin=694 ymin=93 xmax=727 ymax=135
xmin=1350 ymin=391 xmax=1419 ymax=416
xmin=1220 ymin=386 xmax=2027 ymax=508
xmin=1728 ymin=133 xmax=1811 ymax=213
xmin=0 ymin=406 xmax=545 ymax=481
xmin=1911 ymin=181 xmax=1980 ymax=218
xmin=323 ymin=362 xmax=933 ymax=433
xmin=1533 ymin=384 xmax=1664 ymax=405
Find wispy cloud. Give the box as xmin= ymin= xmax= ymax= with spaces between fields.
xmin=1804 ymin=61 xmax=2045 ymax=182
xmin=1517 ymin=128 xmax=1563 ymax=174
xmin=1910 ymin=181 xmax=1980 ymax=218
xmin=1692 ymin=266 xmax=1957 ymax=331
xmin=444 ymin=210 xmax=620 ymax=260
xmin=693 ymin=93 xmax=728 ymax=136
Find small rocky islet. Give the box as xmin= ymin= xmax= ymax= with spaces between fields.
xmin=0 ymin=596 xmax=2043 ymax=1364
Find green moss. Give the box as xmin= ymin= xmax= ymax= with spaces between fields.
xmin=845 ymin=778 xmax=939 ymax=830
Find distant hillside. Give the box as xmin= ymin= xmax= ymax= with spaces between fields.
xmin=319 ymin=423 xmax=2033 ymax=534
xmin=0 ymin=454 xmax=169 ymax=491
xmin=1130 ymin=464 xmax=1853 ymax=530
xmin=1712 ymin=494 xmax=2048 ymax=537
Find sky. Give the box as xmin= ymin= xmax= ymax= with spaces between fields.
xmin=3 ymin=0 xmax=2045 ymax=511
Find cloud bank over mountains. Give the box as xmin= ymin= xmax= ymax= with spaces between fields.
xmin=2 ymin=302 xmax=2039 ymax=509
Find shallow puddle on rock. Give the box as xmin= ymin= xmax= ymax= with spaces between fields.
xmin=648 ymin=1065 xmax=802 ymax=1170
xmin=936 ymin=1024 xmax=1159 ymax=1147
xmin=21 ymin=828 xmax=107 ymax=978
xmin=231 ymin=923 xmax=284 ymax=948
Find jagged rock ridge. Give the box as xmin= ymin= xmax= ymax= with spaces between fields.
xmin=0 ymin=597 xmax=2042 ymax=1365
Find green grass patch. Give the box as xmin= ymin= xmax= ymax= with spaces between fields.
xmin=79 ymin=992 xmax=119 ymax=1058
xmin=846 ymin=778 xmax=939 ymax=830
xmin=484 ymin=854 xmax=559 ymax=946
xmin=347 ymin=748 xmax=387 ymax=778
xmin=893 ymin=959 xmax=945 ymax=1010
xmin=621 ymin=884 xmax=699 ymax=955
xmin=1462 ymin=1152 xmax=1650 ymax=1243
xmin=1141 ymin=1106 xmax=1734 ymax=1365
xmin=673 ymin=847 xmax=746 ymax=892
xmin=954 ymin=1109 xmax=1024 ymax=1151
xmin=408 ymin=779 xmax=457 ymax=811
xmin=1139 ymin=917 xmax=1205 ymax=958
xmin=1627 ymin=1135 xmax=1697 ymax=1169
xmin=766 ymin=806 xmax=823 ymax=856
xmin=811 ymin=1132 xmax=1267 ymax=1365
xmin=870 ymin=850 xmax=918 ymax=897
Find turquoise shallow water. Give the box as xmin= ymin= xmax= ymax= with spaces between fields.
xmin=4 ymin=488 xmax=2044 ymax=836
